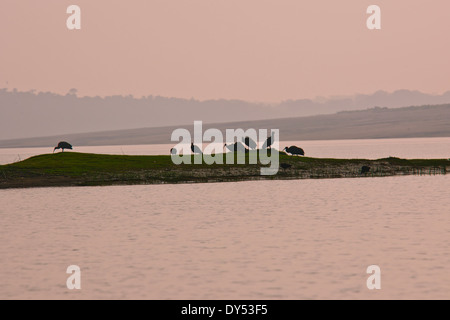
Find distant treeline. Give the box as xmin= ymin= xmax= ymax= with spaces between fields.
xmin=1 ymin=88 xmax=450 ymax=140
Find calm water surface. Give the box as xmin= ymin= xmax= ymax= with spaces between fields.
xmin=1 ymin=175 xmax=449 ymax=299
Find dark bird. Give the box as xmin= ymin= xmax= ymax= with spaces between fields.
xmin=262 ymin=132 xmax=275 ymax=149
xmin=224 ymin=142 xmax=247 ymax=153
xmin=361 ymin=166 xmax=371 ymax=174
xmin=53 ymin=141 xmax=73 ymax=153
xmin=191 ymin=143 xmax=202 ymax=154
xmin=170 ymin=148 xmax=177 ymax=155
xmin=283 ymin=146 xmax=305 ymax=156
xmin=242 ymin=136 xmax=257 ymax=150
xmin=280 ymin=163 xmax=292 ymax=170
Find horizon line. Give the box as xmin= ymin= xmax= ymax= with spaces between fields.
xmin=2 ymin=87 xmax=450 ymax=105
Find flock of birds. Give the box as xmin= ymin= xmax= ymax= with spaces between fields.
xmin=52 ymin=140 xmax=373 ymax=174
xmin=52 ymin=138 xmax=305 ymax=157
xmin=170 ymin=133 xmax=306 ymax=157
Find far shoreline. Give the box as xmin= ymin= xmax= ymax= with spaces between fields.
xmin=2 ymin=135 xmax=450 ymax=150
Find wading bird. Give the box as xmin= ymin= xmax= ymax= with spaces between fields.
xmin=224 ymin=142 xmax=247 ymax=152
xmin=242 ymin=137 xmax=257 ymax=150
xmin=283 ymin=146 xmax=305 ymax=156
xmin=262 ymin=132 xmax=275 ymax=149
xmin=53 ymin=141 xmax=73 ymax=153
xmin=191 ymin=143 xmax=202 ymax=154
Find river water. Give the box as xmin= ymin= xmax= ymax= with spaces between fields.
xmin=0 ymin=138 xmax=449 ymax=299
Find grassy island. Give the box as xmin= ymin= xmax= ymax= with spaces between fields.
xmin=0 ymin=152 xmax=448 ymax=189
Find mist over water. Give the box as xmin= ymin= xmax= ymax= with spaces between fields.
xmin=3 ymin=0 xmax=450 ymax=301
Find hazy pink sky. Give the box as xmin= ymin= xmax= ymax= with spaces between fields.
xmin=1 ymin=0 xmax=449 ymax=102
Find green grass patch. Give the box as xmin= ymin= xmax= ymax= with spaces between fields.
xmin=0 ymin=151 xmax=448 ymax=189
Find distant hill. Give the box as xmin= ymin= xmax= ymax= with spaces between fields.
xmin=1 ymin=88 xmax=450 ymax=140
xmin=1 ymin=104 xmax=450 ymax=148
